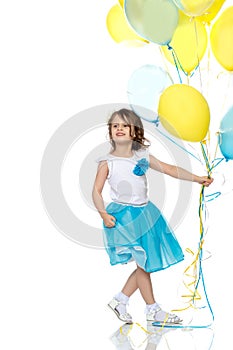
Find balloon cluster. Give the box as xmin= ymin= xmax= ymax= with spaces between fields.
xmin=106 ymin=0 xmax=233 ymax=161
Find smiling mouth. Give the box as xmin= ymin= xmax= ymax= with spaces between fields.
xmin=116 ymin=133 xmax=125 ymax=136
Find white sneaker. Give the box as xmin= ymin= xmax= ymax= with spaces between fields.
xmin=108 ymin=298 xmax=133 ymax=324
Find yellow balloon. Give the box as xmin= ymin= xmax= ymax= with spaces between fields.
xmin=197 ymin=0 xmax=225 ymax=24
xmin=106 ymin=4 xmax=147 ymax=43
xmin=162 ymin=13 xmax=207 ymax=74
xmin=210 ymin=6 xmax=233 ymax=71
xmin=172 ymin=0 xmax=214 ymax=16
xmin=158 ymin=84 xmax=210 ymax=142
xmin=118 ymin=0 xmax=124 ymax=7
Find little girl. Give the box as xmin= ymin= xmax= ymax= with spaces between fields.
xmin=92 ymin=108 xmax=213 ymax=325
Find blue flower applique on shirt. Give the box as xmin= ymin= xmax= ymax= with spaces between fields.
xmin=133 ymin=158 xmax=149 ymax=176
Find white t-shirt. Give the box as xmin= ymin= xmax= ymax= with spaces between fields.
xmin=97 ymin=148 xmax=150 ymax=206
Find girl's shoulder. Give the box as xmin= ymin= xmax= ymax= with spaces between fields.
xmin=96 ymin=148 xmax=149 ymax=163
xmin=134 ymin=147 xmax=149 ymax=160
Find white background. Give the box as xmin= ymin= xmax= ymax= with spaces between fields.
xmin=1 ymin=0 xmax=233 ymax=349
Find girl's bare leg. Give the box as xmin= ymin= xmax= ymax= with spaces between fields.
xmin=122 ymin=266 xmax=156 ymax=305
xmin=135 ymin=266 xmax=155 ymax=304
xmin=117 ymin=265 xmax=181 ymax=323
xmin=121 ymin=269 xmax=138 ymax=297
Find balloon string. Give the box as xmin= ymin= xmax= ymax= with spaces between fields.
xmin=171 ymin=185 xmax=213 ymax=322
xmin=200 ymin=141 xmax=224 ymax=201
xmin=193 ymin=185 xmax=214 ymax=322
xmin=206 ymin=131 xmax=211 ymax=162
xmin=189 ymin=142 xmax=224 ymax=316
xmin=205 ymin=23 xmax=212 ymax=100
xmin=119 ymin=322 xmax=151 ymax=348
xmin=200 ymin=141 xmax=212 ymax=175
xmin=172 ymin=141 xmax=224 ymax=322
xmin=151 ymin=323 xmax=213 ymax=329
xmin=201 ymin=141 xmax=224 ymax=174
xmin=151 ymin=121 xmax=203 ymax=163
xmin=220 ymin=71 xmax=232 ymax=117
xmin=212 ymin=134 xmax=221 ymax=162
xmin=166 ymin=43 xmax=200 ymax=82
xmin=166 ymin=17 xmax=203 ymax=82
xmin=197 ymin=248 xmax=215 ymax=322
xmin=158 ymin=45 xmax=174 ymax=84
xmin=210 ymin=157 xmax=224 ymax=172
xmin=147 ymin=124 xmax=223 ymax=326
xmin=205 ymin=191 xmax=221 ymax=201
xmin=120 ymin=323 xmax=133 ymax=336
xmin=193 ymin=17 xmax=203 ymax=93
xmin=167 ymin=44 xmax=184 ymax=83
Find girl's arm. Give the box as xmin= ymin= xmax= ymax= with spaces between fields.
xmin=92 ymin=161 xmax=116 ymax=227
xmin=149 ymin=154 xmax=213 ymax=186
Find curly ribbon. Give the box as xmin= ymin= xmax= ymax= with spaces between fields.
xmin=119 ymin=322 xmax=150 ymax=348
xmin=119 ymin=323 xmax=133 ymax=336
xmin=173 ymin=184 xmax=214 ymax=320
xmin=169 ymin=141 xmax=224 ymax=327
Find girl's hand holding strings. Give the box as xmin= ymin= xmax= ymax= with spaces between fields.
xmin=101 ymin=213 xmax=116 ymax=228
xmin=196 ymin=176 xmax=214 ymax=187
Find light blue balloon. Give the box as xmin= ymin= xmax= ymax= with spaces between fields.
xmin=219 ymin=106 xmax=233 ymax=161
xmin=127 ymin=64 xmax=173 ymax=122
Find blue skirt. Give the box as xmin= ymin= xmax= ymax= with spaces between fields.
xmin=103 ymin=201 xmax=184 ymax=273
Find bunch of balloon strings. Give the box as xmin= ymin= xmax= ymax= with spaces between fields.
xmin=152 ymin=24 xmax=224 ymax=329
xmin=146 ymin=117 xmax=223 ymax=331
xmin=164 ymin=17 xmax=204 ymax=84
xmin=170 ymin=138 xmax=223 ymax=325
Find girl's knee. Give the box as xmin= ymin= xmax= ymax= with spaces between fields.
xmin=136 ymin=265 xmax=150 ymax=275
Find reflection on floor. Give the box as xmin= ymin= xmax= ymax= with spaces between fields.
xmin=110 ymin=322 xmax=214 ymax=350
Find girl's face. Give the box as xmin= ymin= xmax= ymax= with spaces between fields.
xmin=110 ymin=115 xmax=135 ymax=144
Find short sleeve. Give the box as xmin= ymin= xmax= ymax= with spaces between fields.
xmin=95 ymin=154 xmax=110 ymax=163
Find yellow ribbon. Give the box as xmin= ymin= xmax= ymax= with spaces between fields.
xmin=173 ymin=141 xmax=214 ymax=315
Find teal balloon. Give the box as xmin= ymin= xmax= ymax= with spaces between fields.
xmin=124 ymin=0 xmax=179 ymax=45
xmin=127 ymin=64 xmax=173 ymax=122
xmin=219 ymin=106 xmax=233 ymax=161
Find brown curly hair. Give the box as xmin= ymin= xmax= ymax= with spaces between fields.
xmin=107 ymin=108 xmax=150 ymax=150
